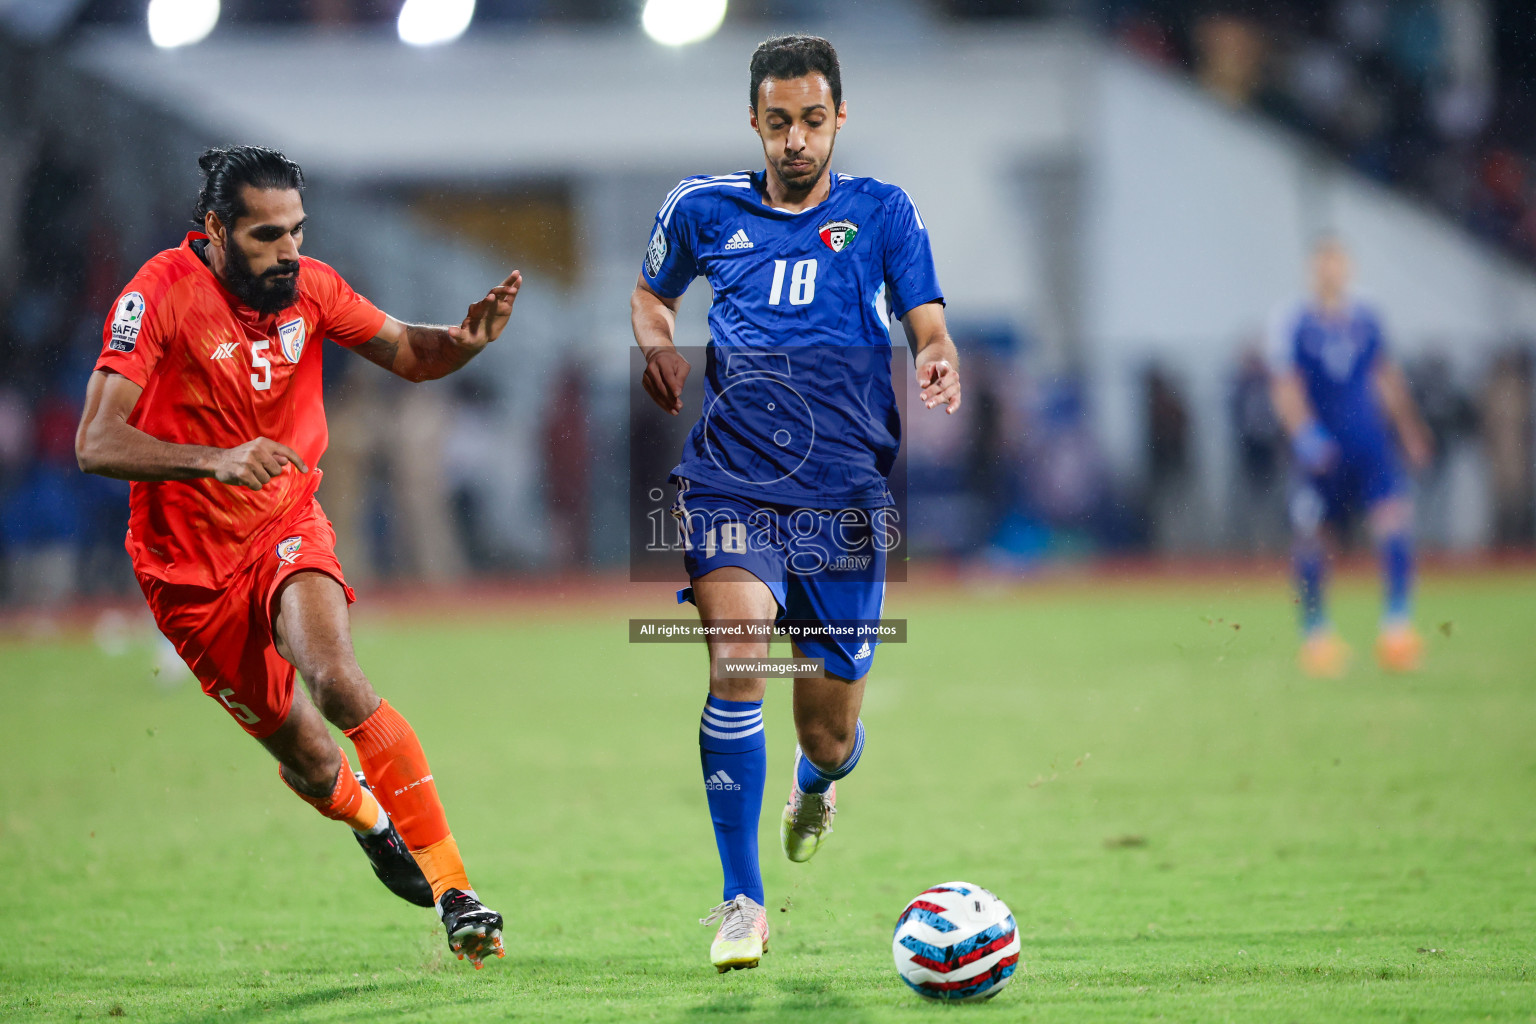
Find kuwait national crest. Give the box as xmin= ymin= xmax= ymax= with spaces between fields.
xmin=276 ymin=536 xmax=303 ymax=566
xmin=818 ymin=219 xmax=858 ymax=252
xmin=277 ymin=317 xmax=307 ymax=363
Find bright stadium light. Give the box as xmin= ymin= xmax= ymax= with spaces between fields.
xmin=146 ymin=0 xmax=219 ymax=49
xmin=642 ymin=0 xmax=727 ymax=47
xmin=398 ymin=0 xmax=474 ymax=47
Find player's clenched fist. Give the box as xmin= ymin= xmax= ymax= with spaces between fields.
xmin=212 ymin=437 xmax=309 ymax=490
xmin=643 ymin=348 xmax=691 ymax=416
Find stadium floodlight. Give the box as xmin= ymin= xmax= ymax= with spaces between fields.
xmin=397 ymin=0 xmax=474 ymax=47
xmin=146 ymin=0 xmax=219 ymax=49
xmin=642 ymin=0 xmax=727 ymax=47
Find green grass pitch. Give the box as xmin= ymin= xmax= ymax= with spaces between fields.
xmin=1 ymin=571 xmax=1533 ymax=1022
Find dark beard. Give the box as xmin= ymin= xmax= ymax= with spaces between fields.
xmin=774 ymin=155 xmax=825 ymax=197
xmin=224 ymin=242 xmax=299 ymax=315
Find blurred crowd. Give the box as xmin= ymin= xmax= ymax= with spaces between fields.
xmin=2 ymin=151 xmax=1534 ymax=609
xmin=4 ymin=2 xmax=1536 ymax=608
xmin=59 ymin=2 xmax=1536 ymax=260
xmin=902 ymin=328 xmax=1535 ymax=567
xmin=0 ymin=145 xmax=136 ymax=606
xmin=1099 ymin=0 xmax=1536 ymax=264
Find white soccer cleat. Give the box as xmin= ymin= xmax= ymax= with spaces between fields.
xmin=701 ymin=894 xmax=769 ymax=973
xmin=781 ymin=751 xmax=836 ymax=864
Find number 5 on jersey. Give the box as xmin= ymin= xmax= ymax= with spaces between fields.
xmin=768 ymin=258 xmax=817 ymax=306
xmin=250 ymin=339 xmax=272 ymax=391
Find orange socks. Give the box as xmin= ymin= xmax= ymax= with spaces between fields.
xmin=408 ymin=835 xmax=471 ymax=904
xmin=344 ymin=698 xmax=470 ymax=901
xmin=279 ymin=750 xmax=383 ymax=833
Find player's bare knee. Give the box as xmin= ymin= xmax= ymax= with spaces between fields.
xmin=710 ymin=638 xmax=768 ymax=662
xmin=707 ymin=641 xmax=770 ymax=694
xmin=710 ymin=676 xmax=767 ymax=702
xmin=304 ymin=663 xmax=378 ymax=729
xmin=798 ymin=723 xmax=853 ymax=770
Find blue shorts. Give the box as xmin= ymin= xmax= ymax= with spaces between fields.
xmin=1290 ymin=449 xmax=1405 ymax=534
xmin=672 ymin=480 xmax=891 ymax=681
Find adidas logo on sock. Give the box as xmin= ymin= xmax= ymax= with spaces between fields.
xmin=706 ymin=770 xmax=742 ymax=791
xmin=854 ymin=641 xmax=872 ymax=660
xmin=724 ymin=228 xmax=753 ymax=250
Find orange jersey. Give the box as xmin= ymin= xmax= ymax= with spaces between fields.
xmin=95 ymin=231 xmax=386 ymax=588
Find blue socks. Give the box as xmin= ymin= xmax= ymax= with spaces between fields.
xmin=796 ymin=719 xmax=865 ymax=795
xmin=1294 ymin=542 xmax=1327 ymax=634
xmin=699 ymin=695 xmax=766 ymax=905
xmin=1380 ymin=531 xmax=1413 ymax=623
xmin=1293 ymin=530 xmax=1413 ymax=630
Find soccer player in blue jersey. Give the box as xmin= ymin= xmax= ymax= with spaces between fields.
xmin=629 ymin=35 xmax=962 ymax=972
xmin=1268 ymin=238 xmax=1433 ymax=677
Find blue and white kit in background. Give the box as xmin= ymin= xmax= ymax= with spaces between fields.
xmin=1267 ymin=298 xmax=1406 ymax=530
xmin=643 ymin=169 xmax=944 ymax=680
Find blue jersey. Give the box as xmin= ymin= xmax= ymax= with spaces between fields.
xmin=642 ymin=169 xmax=943 ymax=508
xmin=1267 ymin=298 xmax=1394 ymax=458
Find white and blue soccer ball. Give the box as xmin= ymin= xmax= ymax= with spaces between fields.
xmin=892 ymin=881 xmax=1020 ymax=1001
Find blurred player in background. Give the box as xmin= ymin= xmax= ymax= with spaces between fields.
xmin=1269 ymin=237 xmax=1433 ymax=677
xmin=75 ymin=146 xmax=518 ymax=967
xmin=631 ymin=36 xmax=961 ymax=972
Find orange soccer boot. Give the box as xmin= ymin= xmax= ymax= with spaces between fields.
xmin=1299 ymin=628 xmax=1351 ymax=679
xmin=1376 ymin=623 xmax=1425 ymax=673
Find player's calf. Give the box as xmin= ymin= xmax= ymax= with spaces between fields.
xmin=263 ymin=694 xmax=349 ymax=795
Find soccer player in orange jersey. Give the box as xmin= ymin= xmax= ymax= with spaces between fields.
xmin=76 ymin=146 xmax=517 ymax=967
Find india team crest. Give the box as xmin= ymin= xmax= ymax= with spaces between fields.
xmin=277 ymin=317 xmax=307 ymax=363
xmin=276 ymin=536 xmax=303 ymax=566
xmin=818 ymin=219 xmax=859 ymax=253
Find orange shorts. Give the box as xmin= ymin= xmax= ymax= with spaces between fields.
xmin=137 ymin=498 xmax=356 ymax=739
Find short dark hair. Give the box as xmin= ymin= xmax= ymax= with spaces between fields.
xmin=748 ymin=35 xmax=842 ymax=112
xmin=193 ymin=145 xmax=304 ymax=230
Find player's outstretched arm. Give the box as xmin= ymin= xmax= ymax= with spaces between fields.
xmin=902 ymin=301 xmax=962 ymax=414
xmin=76 ymin=370 xmax=308 ymax=489
xmin=1374 ymin=361 xmax=1433 ymax=470
xmin=353 ymin=271 xmax=521 ymax=383
xmin=631 ymin=275 xmax=690 ymax=416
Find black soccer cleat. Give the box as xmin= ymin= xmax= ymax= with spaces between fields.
xmin=439 ymin=887 xmax=505 ymax=969
xmin=351 ymin=771 xmax=434 ymax=908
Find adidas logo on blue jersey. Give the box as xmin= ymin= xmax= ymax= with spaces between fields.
xmin=706 ymin=770 xmax=741 ymax=791
xmin=723 ymin=228 xmax=753 ymax=250
xmin=854 ymin=641 xmax=872 ymax=661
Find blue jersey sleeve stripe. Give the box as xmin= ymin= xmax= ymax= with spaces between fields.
xmin=662 ymin=181 xmax=753 ymax=228
xmin=897 ymin=187 xmax=926 ymax=231
xmin=660 ymin=175 xmax=752 ymax=226
xmin=656 ymin=173 xmax=746 ymax=224
xmin=867 ymin=175 xmax=929 ymax=233
xmin=659 ymin=172 xmax=749 ymax=212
